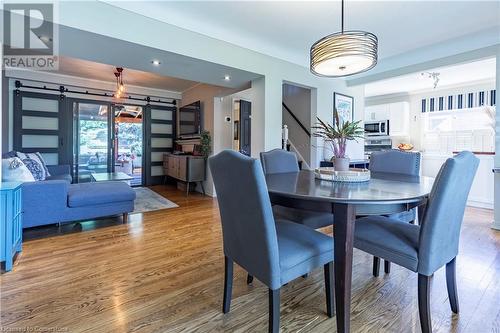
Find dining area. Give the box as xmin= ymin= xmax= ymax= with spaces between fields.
xmin=209 ymin=148 xmax=480 ymax=333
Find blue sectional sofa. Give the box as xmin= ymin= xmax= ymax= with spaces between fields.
xmin=22 ymin=177 xmax=136 ymax=228
xmin=2 ymin=150 xmax=136 ymax=228
xmin=45 ymin=165 xmax=73 ymax=183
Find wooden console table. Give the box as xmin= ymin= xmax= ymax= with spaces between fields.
xmin=163 ymin=154 xmax=206 ymax=196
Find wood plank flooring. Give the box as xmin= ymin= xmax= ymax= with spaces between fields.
xmin=1 ymin=186 xmax=499 ymax=332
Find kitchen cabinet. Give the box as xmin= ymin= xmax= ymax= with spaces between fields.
xmin=365 ymin=102 xmax=409 ymax=136
xmin=365 ymin=104 xmax=389 ymax=121
xmin=422 ymin=153 xmax=493 ymax=209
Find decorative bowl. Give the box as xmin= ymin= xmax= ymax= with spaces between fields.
xmin=398 ymin=143 xmax=414 ymax=151
xmin=314 ymin=167 xmax=370 ymax=183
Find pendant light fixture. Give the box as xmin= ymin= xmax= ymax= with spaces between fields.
xmin=114 ymin=67 xmax=125 ymax=98
xmin=310 ymin=0 xmax=378 ymax=77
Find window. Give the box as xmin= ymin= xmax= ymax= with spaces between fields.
xmin=467 ymin=93 xmax=474 ymax=108
xmin=421 ymin=99 xmax=426 ymax=113
xmin=447 ymin=96 xmax=453 ymax=110
xmin=457 ymin=94 xmax=463 ymax=109
xmin=438 ymin=97 xmax=444 ymax=111
xmin=479 ymin=91 xmax=485 ymax=106
xmin=429 ymin=98 xmax=435 ymax=112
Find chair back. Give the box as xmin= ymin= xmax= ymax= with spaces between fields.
xmin=260 ymin=149 xmax=299 ymax=174
xmin=418 ymin=151 xmax=479 ymax=275
xmin=370 ymin=150 xmax=421 ymax=175
xmin=209 ymin=150 xmax=281 ymax=288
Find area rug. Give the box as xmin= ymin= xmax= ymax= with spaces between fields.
xmin=132 ymin=187 xmax=179 ymax=214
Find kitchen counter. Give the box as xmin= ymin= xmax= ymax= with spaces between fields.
xmin=422 ymin=153 xmax=494 ymax=209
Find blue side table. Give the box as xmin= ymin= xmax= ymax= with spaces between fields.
xmin=1 ymin=182 xmax=23 ymax=272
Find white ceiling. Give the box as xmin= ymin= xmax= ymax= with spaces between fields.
xmin=364 ymin=57 xmax=496 ymax=97
xmin=105 ymin=1 xmax=500 ymax=67
xmin=56 ymin=56 xmax=200 ymax=92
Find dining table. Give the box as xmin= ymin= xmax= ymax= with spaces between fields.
xmin=265 ymin=170 xmax=435 ymax=333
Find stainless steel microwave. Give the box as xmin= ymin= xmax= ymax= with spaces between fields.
xmin=364 ymin=120 xmax=390 ymax=136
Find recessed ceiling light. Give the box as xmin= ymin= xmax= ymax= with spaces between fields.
xmin=151 ymin=60 xmax=161 ymax=66
xmin=224 ymin=75 xmax=231 ymax=81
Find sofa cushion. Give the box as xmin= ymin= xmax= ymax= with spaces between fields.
xmin=16 ymin=152 xmax=51 ymax=180
xmin=2 ymin=157 xmax=35 ymax=182
xmin=68 ymin=182 xmax=136 ymax=208
xmin=46 ymin=174 xmax=73 ymax=183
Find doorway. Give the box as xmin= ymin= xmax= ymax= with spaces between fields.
xmin=71 ymin=100 xmax=144 ymax=185
xmin=233 ymin=99 xmax=252 ymax=156
xmin=113 ymin=104 xmax=143 ymax=186
xmin=73 ymin=101 xmax=111 ymax=183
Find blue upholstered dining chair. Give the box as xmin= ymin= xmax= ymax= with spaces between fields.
xmin=209 ymin=150 xmax=335 ymax=333
xmin=260 ymin=149 xmax=334 ymax=229
xmin=354 ymin=151 xmax=479 ymax=333
xmin=368 ymin=149 xmax=421 ymax=275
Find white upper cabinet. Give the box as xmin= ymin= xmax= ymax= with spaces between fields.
xmin=365 ymin=104 xmax=389 ymax=121
xmin=364 ymin=102 xmax=409 ymax=136
xmin=388 ymin=102 xmax=410 ymax=136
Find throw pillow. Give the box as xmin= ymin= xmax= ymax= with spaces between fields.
xmin=1 ymin=151 xmax=17 ymax=159
xmin=1 ymin=157 xmax=36 ymax=182
xmin=16 ymin=152 xmax=51 ymax=181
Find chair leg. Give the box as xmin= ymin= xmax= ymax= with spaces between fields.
xmin=384 ymin=260 xmax=391 ymax=274
xmin=446 ymin=257 xmax=459 ymax=313
xmin=223 ymin=256 xmax=233 ymax=313
xmin=418 ymin=274 xmax=432 ymax=333
xmin=324 ymin=262 xmax=335 ymax=318
xmin=373 ymin=257 xmax=380 ymax=277
xmin=269 ymin=288 xmax=280 ymax=333
xmin=302 ymin=273 xmax=308 ymax=278
xmin=123 ymin=213 xmax=128 ymax=224
xmin=247 ymin=274 xmax=254 ymax=284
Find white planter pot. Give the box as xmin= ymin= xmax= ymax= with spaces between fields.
xmin=333 ymin=157 xmax=350 ymax=171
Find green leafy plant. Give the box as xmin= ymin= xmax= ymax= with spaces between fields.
xmin=200 ymin=130 xmax=212 ymax=158
xmin=312 ymin=112 xmax=364 ymax=158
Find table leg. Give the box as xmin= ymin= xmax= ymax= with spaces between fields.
xmin=332 ymin=203 xmax=356 ymax=333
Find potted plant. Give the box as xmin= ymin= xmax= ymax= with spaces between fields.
xmin=312 ymin=113 xmax=364 ymax=171
xmin=199 ymin=130 xmax=212 ymax=158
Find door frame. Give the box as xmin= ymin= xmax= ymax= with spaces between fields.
xmin=111 ymin=102 xmax=145 ymax=186
xmin=144 ymin=103 xmax=177 ymax=185
xmin=239 ymin=99 xmax=252 ymax=156
xmin=67 ymin=98 xmax=113 ymax=182
xmin=13 ymin=91 xmax=67 ymax=164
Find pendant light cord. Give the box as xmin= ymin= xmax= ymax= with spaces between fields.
xmin=341 ymin=0 xmax=344 ymax=33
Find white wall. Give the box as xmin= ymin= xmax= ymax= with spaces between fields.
xmin=282 ymin=83 xmax=311 ymax=165
xmin=213 ymin=81 xmax=263 ymax=158
xmin=180 ymin=83 xmax=244 ymax=196
xmin=320 ymin=85 xmax=366 ymax=163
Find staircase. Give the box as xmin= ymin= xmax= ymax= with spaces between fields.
xmin=282 ymin=102 xmax=312 ymax=170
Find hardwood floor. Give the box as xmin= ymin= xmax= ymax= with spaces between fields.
xmin=1 ymin=186 xmax=499 ymax=332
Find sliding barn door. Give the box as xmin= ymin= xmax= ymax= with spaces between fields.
xmin=144 ymin=104 xmax=176 ymax=185
xmin=13 ymin=91 xmax=68 ymax=165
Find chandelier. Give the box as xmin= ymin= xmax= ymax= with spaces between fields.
xmin=114 ymin=67 xmax=125 ymax=98
xmin=310 ymin=0 xmax=378 ymax=77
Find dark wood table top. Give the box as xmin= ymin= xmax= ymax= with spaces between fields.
xmin=265 ymin=170 xmax=434 ymax=205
